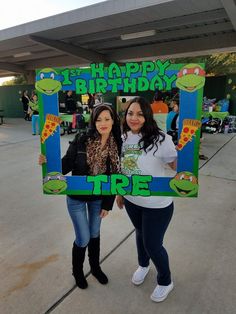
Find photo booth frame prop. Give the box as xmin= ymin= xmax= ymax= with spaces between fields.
xmin=36 ymin=60 xmax=205 ymax=197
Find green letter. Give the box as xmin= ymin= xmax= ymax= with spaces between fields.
xmin=123 ymin=78 xmax=137 ymax=93
xmin=108 ymin=78 xmax=122 ymax=93
xmin=131 ymin=175 xmax=152 ymax=196
xmin=95 ymin=78 xmax=107 ymax=93
xmin=137 ymin=77 xmax=149 ymax=91
xmin=61 ymin=69 xmax=72 ymax=85
xmin=88 ymin=79 xmax=96 ymax=94
xmin=76 ymin=79 xmax=87 ymax=94
xmin=149 ymin=75 xmax=164 ymax=91
xmin=90 ymin=63 xmax=105 ymax=78
xmin=126 ymin=62 xmax=139 ymax=77
xmin=87 ymin=175 xmax=108 ymax=195
xmin=141 ymin=61 xmax=155 ymax=77
xmin=110 ymin=174 xmax=130 ymax=195
xmin=163 ymin=74 xmax=177 ymax=90
xmin=108 ymin=63 xmax=122 ymax=78
xmin=155 ymin=60 xmax=171 ymax=76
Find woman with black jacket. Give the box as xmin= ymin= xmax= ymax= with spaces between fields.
xmin=21 ymin=90 xmax=30 ymax=120
xmin=39 ymin=104 xmax=122 ymax=289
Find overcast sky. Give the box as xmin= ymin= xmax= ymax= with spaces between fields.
xmin=0 ymin=0 xmax=106 ymax=30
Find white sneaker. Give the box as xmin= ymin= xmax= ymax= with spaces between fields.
xmin=131 ymin=266 xmax=150 ymax=285
xmin=150 ymin=282 xmax=174 ymax=302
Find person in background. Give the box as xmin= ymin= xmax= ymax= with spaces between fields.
xmin=166 ymin=100 xmax=179 ymax=145
xmin=151 ymin=91 xmax=169 ymax=132
xmin=199 ymin=128 xmax=208 ymax=160
xmin=21 ymin=90 xmax=30 ymax=121
xmin=88 ymin=93 xmax=96 ymax=112
xmin=64 ymin=90 xmax=77 ymax=133
xmin=170 ymin=100 xmax=179 ymax=128
xmin=65 ymin=90 xmax=77 ymax=114
xmin=166 ymin=99 xmax=179 ymax=132
xmin=29 ymin=94 xmax=39 ymax=135
xmin=39 ymin=104 xmax=122 ymax=290
xmin=116 ymin=96 xmax=177 ymax=303
xmin=31 ymin=89 xmax=36 ymax=100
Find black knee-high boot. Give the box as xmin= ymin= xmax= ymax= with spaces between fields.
xmin=88 ymin=237 xmax=108 ymax=284
xmin=72 ymin=242 xmax=88 ymax=289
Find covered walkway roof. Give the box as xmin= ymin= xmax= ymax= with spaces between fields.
xmin=0 ymin=0 xmax=236 ymax=77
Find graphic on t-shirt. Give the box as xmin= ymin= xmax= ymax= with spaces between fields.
xmin=41 ymin=114 xmax=62 ymax=144
xmin=122 ymin=144 xmax=142 ymax=175
xmin=177 ymin=119 xmax=201 ymax=151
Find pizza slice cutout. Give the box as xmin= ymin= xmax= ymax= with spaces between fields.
xmin=41 ymin=114 xmax=62 ymax=144
xmin=177 ymin=119 xmax=201 ymax=151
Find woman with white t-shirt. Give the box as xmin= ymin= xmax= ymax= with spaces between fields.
xmin=116 ymin=96 xmax=177 ymax=303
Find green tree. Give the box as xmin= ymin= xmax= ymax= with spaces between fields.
xmin=207 ymin=53 xmax=236 ymax=75
xmin=171 ymin=52 xmax=236 ymax=76
xmin=2 ymin=74 xmax=27 ymax=86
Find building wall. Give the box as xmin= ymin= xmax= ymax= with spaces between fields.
xmin=0 ymin=85 xmax=34 ymax=117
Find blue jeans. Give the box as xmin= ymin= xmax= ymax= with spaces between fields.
xmin=124 ymin=199 xmax=174 ymax=285
xmin=67 ymin=196 xmax=102 ymax=247
xmin=32 ymin=115 xmax=39 ymax=134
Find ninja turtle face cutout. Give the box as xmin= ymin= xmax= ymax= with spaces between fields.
xmin=176 ymin=64 xmax=205 ymax=92
xmin=43 ymin=172 xmax=67 ymax=194
xmin=35 ymin=68 xmax=62 ymax=95
xmin=169 ymin=171 xmax=198 ymax=197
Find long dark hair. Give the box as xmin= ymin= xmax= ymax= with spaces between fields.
xmin=88 ymin=103 xmax=122 ymax=155
xmin=123 ymin=96 xmax=165 ymax=153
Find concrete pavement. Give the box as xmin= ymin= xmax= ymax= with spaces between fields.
xmin=0 ymin=118 xmax=236 ymax=314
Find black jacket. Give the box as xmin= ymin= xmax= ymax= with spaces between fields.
xmin=65 ymin=95 xmax=76 ymax=113
xmin=22 ymin=96 xmax=29 ymax=111
xmin=171 ymin=113 xmax=179 ymax=131
xmin=62 ymin=134 xmax=116 ymax=211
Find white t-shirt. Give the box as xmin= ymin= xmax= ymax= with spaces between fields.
xmin=122 ymin=131 xmax=177 ymax=208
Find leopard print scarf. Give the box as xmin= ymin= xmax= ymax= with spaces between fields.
xmin=87 ymin=134 xmax=120 ymax=175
